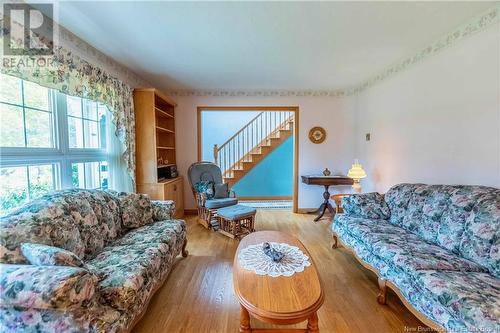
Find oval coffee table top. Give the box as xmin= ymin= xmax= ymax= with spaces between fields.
xmin=233 ymin=231 xmax=324 ymax=321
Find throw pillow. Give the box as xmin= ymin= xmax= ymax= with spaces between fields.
xmin=20 ymin=243 xmax=85 ymax=267
xmin=214 ymin=183 xmax=229 ymax=199
xmin=194 ymin=181 xmax=215 ymax=199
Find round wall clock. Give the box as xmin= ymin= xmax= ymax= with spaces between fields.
xmin=308 ymin=126 xmax=326 ymax=144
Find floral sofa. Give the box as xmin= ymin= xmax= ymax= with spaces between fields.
xmin=332 ymin=184 xmax=499 ymax=332
xmin=0 ymin=189 xmax=188 ymax=333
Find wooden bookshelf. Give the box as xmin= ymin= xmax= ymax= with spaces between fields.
xmin=133 ymin=88 xmax=183 ymax=217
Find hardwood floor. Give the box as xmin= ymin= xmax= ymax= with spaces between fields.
xmin=134 ymin=210 xmax=425 ymax=333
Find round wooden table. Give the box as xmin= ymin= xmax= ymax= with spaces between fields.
xmin=233 ymin=231 xmax=324 ymax=332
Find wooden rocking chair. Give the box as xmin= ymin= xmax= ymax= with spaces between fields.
xmin=187 ymin=162 xmax=238 ymax=229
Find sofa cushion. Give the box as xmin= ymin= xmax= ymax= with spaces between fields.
xmin=384 ymin=183 xmax=421 ymax=227
xmin=341 ymin=192 xmax=390 ymax=219
xmin=369 ymin=233 xmax=487 ymax=275
xmin=413 ymin=270 xmax=500 ymax=332
xmin=87 ymin=242 xmax=170 ymax=310
xmin=205 ymin=197 xmax=238 ymax=209
xmin=334 ymin=215 xmax=486 ymax=276
xmin=385 ymin=184 xmax=499 ymax=255
xmin=459 ymin=192 xmax=500 ymax=278
xmin=50 ymin=190 xmax=106 ymax=258
xmin=20 ymin=243 xmax=84 ymax=267
xmin=0 ymin=197 xmax=85 ymax=264
xmin=334 ymin=215 xmax=412 ymax=240
xmin=113 ymin=219 xmax=186 ymax=251
xmin=115 ymin=192 xmax=153 ymax=229
xmin=78 ymin=190 xmax=123 ymax=242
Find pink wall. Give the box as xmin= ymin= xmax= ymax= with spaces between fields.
xmin=173 ymin=95 xmax=358 ymax=209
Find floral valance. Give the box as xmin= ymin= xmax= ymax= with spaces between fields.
xmin=0 ymin=21 xmax=136 ymax=186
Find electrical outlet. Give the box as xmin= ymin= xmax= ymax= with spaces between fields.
xmin=366 ymin=133 xmax=371 ymax=141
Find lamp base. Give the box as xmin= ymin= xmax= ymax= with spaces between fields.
xmin=352 ymin=180 xmax=362 ymax=193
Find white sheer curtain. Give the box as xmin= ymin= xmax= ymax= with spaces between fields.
xmin=106 ymin=110 xmax=133 ymax=192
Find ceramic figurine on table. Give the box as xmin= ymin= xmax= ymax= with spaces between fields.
xmin=323 ymin=168 xmax=331 ymax=176
xmin=263 ymin=242 xmax=285 ymax=262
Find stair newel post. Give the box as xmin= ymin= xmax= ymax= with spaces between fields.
xmin=213 ymin=144 xmax=219 ymax=165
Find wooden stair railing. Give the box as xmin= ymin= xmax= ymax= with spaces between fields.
xmin=214 ymin=111 xmax=294 ymax=186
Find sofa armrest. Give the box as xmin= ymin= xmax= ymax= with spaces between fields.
xmin=341 ymin=192 xmax=390 ymax=220
xmin=0 ymin=264 xmax=97 ymax=310
xmin=151 ymin=200 xmax=176 ymax=221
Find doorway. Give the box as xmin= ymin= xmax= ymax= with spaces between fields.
xmin=197 ymin=106 xmax=299 ymax=213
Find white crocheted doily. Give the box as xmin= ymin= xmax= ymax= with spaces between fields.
xmin=238 ymin=242 xmax=311 ymax=277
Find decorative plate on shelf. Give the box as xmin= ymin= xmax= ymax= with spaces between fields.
xmin=308 ymin=126 xmax=326 ymax=144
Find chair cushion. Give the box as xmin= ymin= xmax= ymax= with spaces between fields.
xmin=413 ymin=270 xmax=500 ymax=332
xmin=20 ymin=243 xmax=84 ymax=267
xmin=214 ymin=183 xmax=229 ymax=199
xmin=205 ymin=198 xmax=238 ymax=209
xmin=217 ymin=204 xmax=256 ymax=220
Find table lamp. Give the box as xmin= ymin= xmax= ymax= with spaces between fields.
xmin=347 ymin=160 xmax=367 ymax=193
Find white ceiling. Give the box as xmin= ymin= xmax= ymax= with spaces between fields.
xmin=54 ymin=1 xmax=494 ymax=91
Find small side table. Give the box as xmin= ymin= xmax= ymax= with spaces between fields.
xmin=301 ymin=175 xmax=353 ymax=222
xmin=332 ymin=193 xmax=350 ymax=214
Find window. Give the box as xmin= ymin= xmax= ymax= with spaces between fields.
xmin=0 ymin=73 xmax=110 ymax=215
xmin=71 ymin=161 xmax=108 ymax=190
xmin=0 ymin=75 xmax=55 ymax=148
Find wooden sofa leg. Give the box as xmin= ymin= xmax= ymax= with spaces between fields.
xmin=377 ymin=278 xmax=387 ymax=305
xmin=181 ymin=238 xmax=189 ymax=257
xmin=332 ymin=235 xmax=338 ymax=249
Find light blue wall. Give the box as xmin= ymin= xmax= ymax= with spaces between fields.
xmin=201 ymin=111 xmax=293 ymax=197
xmin=201 ymin=111 xmax=259 ymax=161
xmin=232 ymin=137 xmax=293 ymax=197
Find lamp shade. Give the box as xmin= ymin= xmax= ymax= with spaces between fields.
xmin=347 ymin=161 xmax=367 ymax=179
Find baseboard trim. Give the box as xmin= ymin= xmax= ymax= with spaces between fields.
xmin=296 ymin=208 xmax=315 ymax=214
xmin=238 ymin=196 xmax=292 ymax=200
xmin=184 ymin=209 xmax=198 ymax=215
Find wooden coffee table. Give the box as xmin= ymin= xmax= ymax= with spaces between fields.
xmin=233 ymin=231 xmax=324 ymax=332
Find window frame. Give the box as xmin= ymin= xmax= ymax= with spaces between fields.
xmin=0 ymin=78 xmax=109 ymax=192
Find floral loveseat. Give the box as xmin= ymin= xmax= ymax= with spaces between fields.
xmin=332 ymin=184 xmax=499 ymax=332
xmin=0 ymin=189 xmax=187 ymax=333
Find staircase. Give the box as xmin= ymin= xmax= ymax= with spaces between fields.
xmin=214 ymin=111 xmax=294 ymax=187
